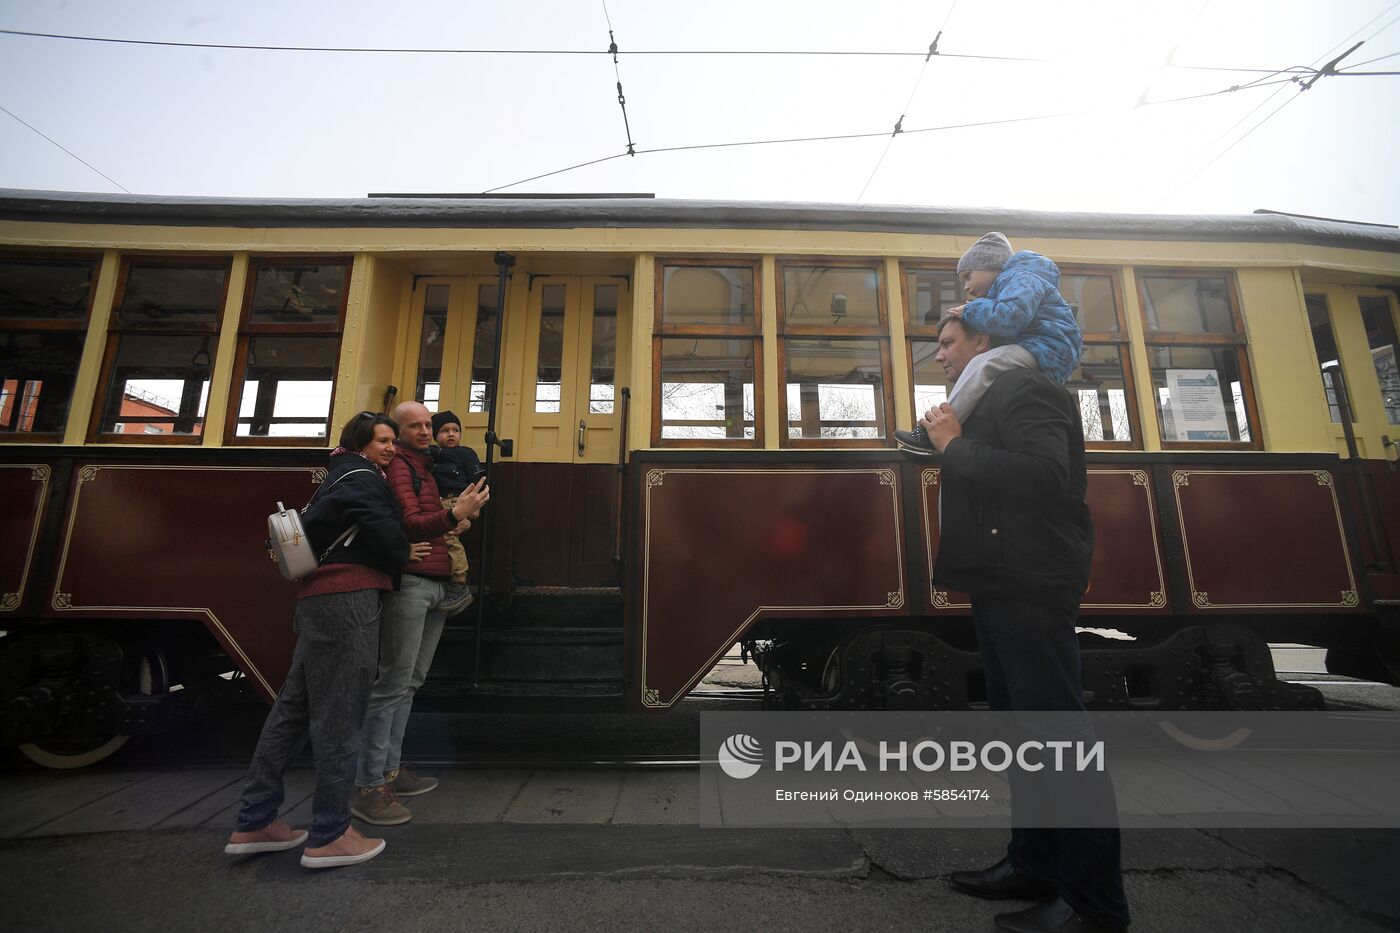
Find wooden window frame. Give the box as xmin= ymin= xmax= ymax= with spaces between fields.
xmin=0 ymin=249 xmax=103 ymax=443
xmin=901 ymin=262 xmax=964 ymax=339
xmin=223 ymin=255 xmax=353 ymax=447
xmin=898 ymin=261 xmax=1142 ymax=450
xmin=1304 ymin=292 xmax=1356 ymax=425
xmin=777 ymin=257 xmax=893 ymax=448
xmin=652 ymin=257 xmax=764 ymax=448
xmin=87 ymin=254 xmax=232 ymax=445
xmin=1060 ymin=265 xmax=1141 ymax=450
xmin=1135 ymin=268 xmax=1262 ymax=451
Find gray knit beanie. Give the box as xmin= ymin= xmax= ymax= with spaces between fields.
xmin=956 ymin=232 xmax=1013 ymax=276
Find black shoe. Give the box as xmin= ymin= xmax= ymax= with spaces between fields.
xmin=893 ymin=426 xmax=938 ymax=459
xmin=994 ymin=898 xmax=1127 ymax=933
xmin=949 ymin=858 xmax=1056 ymax=901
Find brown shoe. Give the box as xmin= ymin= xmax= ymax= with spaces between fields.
xmin=301 ymin=825 xmax=386 ymax=869
xmin=351 ymin=784 xmax=412 ymax=825
xmin=386 ymin=765 xmax=438 ymax=797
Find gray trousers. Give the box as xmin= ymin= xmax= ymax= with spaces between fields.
xmin=233 ymin=589 xmax=381 ymax=848
xmin=947 ymin=344 xmax=1038 ymax=421
xmin=356 ymin=574 xmax=447 ymax=787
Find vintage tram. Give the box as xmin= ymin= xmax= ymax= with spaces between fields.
xmin=2 ymin=188 xmax=1398 ymax=767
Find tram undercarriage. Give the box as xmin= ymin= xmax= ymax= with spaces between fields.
xmin=748 ymin=619 xmax=1364 ymax=713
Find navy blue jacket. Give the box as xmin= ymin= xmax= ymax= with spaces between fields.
xmin=932 ymin=368 xmax=1094 ymax=610
xmin=429 ymin=444 xmax=484 ymax=496
xmin=302 ymin=452 xmax=412 ymax=579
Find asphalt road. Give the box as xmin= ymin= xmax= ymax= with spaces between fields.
xmin=3 ymin=656 xmax=1398 ymax=932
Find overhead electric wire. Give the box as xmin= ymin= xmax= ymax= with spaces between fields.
xmin=857 ymin=0 xmax=959 ymax=202
xmin=1135 ymin=0 xmax=1213 ymax=108
xmin=1161 ymin=7 xmax=1394 ymax=204
xmin=1165 ymin=89 xmax=1307 ymax=202
xmin=1139 ymin=73 xmax=1307 ymax=107
xmin=0 ymin=102 xmax=130 ymax=193
xmin=0 ymin=29 xmax=1050 ymax=61
xmin=601 ymin=0 xmax=637 ymax=156
xmin=481 ymin=152 xmax=629 ymax=194
xmin=485 ymin=108 xmax=1088 ymax=193
xmin=1346 ymin=48 xmax=1400 ymax=68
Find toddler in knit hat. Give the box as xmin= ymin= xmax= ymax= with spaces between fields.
xmin=894 ymin=232 xmax=1084 ymax=456
xmin=429 ymin=409 xmax=484 ymax=613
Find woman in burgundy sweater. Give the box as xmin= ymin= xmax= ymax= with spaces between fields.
xmin=225 ymin=412 xmax=426 ymax=869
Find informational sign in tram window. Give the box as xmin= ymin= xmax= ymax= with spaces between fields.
xmin=1373 ymin=344 xmax=1400 ymax=425
xmin=1165 ymin=369 xmax=1230 ymax=441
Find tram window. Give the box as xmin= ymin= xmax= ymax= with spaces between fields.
xmin=1136 ymin=270 xmax=1256 ymax=448
xmin=415 ymin=284 xmax=450 ymax=412
xmin=1306 ymin=294 xmax=1353 ymax=423
xmin=96 ymin=336 xmax=213 ymax=437
xmin=783 ymin=267 xmax=880 ymax=328
xmin=1139 ymin=275 xmax=1237 ymax=335
xmin=92 ymin=258 xmax=229 ymax=440
xmin=1069 ymin=346 xmax=1133 ymax=443
xmin=590 ymin=284 xmax=618 ymax=414
xmin=227 ymin=258 xmax=348 ymax=445
xmin=1359 ymin=296 xmax=1400 ymax=425
xmin=783 ymin=338 xmax=889 ymax=441
xmin=909 ymin=338 xmax=948 ymax=418
xmin=469 ymin=284 xmax=498 ymax=413
xmin=905 ymin=269 xmax=962 ymax=329
xmin=232 ymin=335 xmax=338 ymax=439
xmin=1061 ymin=274 xmax=1121 ymax=334
xmin=535 ymin=284 xmax=566 ymax=413
xmin=0 ymin=254 xmax=99 ymax=437
xmin=1149 ymin=346 xmax=1253 ymax=444
xmin=247 ymin=262 xmax=349 ymax=324
xmin=661 ymin=266 xmax=754 ymax=327
xmin=657 ymin=337 xmax=756 ymax=440
xmin=0 ymin=334 xmax=86 ymax=434
xmin=0 ymin=257 xmax=96 ymax=320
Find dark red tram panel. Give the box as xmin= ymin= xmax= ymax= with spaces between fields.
xmin=627 ymin=452 xmax=1373 ymax=713
xmin=628 ymin=463 xmax=909 ymax=709
xmin=1169 ymin=468 xmax=1358 ymax=612
xmin=41 ymin=461 xmax=313 ymax=701
xmin=0 ymin=463 xmax=51 ymax=618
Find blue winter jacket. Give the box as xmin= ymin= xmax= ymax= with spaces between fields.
xmin=959 ymin=251 xmax=1083 ymax=384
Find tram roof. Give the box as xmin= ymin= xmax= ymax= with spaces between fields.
xmin=3 ymin=188 xmax=1399 ymax=254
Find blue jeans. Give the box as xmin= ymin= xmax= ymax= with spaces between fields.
xmin=356 ymin=574 xmax=447 ymax=788
xmin=233 ymin=590 xmax=381 ymax=848
xmin=972 ymin=597 xmax=1131 ymax=928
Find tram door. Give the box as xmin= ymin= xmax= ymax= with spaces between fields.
xmin=410 ymin=277 xmax=500 ymax=447
xmin=510 ymin=276 xmax=630 ymax=589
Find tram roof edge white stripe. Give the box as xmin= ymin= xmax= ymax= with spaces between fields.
xmin=1 ymin=188 xmax=1399 ymax=254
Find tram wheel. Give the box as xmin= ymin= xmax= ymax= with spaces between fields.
xmin=17 ymin=642 xmax=169 ymax=770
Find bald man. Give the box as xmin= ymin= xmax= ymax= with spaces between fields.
xmin=352 ymin=401 xmax=488 ymax=826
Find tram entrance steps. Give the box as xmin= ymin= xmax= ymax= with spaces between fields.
xmin=496 ymin=590 xmax=625 ymax=629
xmin=428 ymin=625 xmax=624 ymax=688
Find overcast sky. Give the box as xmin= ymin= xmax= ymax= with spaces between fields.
xmin=1 ymin=0 xmax=1397 ymax=223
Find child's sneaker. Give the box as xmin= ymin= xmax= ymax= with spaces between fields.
xmin=439 ymin=584 xmax=474 ymax=617
xmin=893 ymin=424 xmax=938 ymax=458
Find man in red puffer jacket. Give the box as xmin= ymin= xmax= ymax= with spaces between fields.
xmin=352 ymin=401 xmax=488 ymax=826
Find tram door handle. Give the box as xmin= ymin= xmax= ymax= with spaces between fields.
xmin=578 ymin=419 xmax=587 ymax=456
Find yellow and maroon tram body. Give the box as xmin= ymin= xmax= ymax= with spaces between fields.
xmin=2 ymin=190 xmax=1398 ymax=764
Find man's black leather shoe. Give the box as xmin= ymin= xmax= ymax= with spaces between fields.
xmin=994 ymin=897 xmax=1127 ymax=933
xmin=948 ymin=858 xmax=1056 ymax=900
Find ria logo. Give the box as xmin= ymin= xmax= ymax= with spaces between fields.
xmin=718 ymin=733 xmax=764 ymax=779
